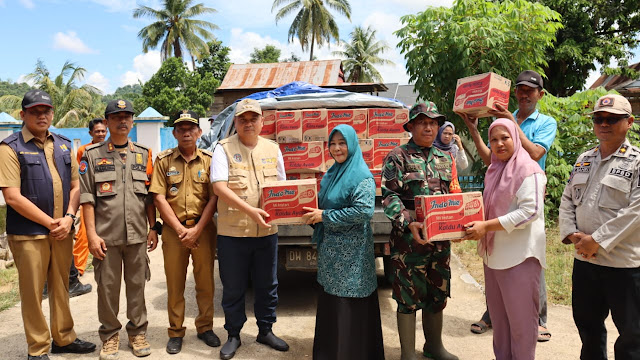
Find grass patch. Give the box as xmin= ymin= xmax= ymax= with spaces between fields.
xmin=452 ymin=225 xmax=574 ymax=306
xmin=0 ymin=206 xmax=6 ymax=234
xmin=0 ymin=267 xmax=19 ymax=312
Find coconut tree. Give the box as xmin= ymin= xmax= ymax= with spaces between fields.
xmin=0 ymin=60 xmax=104 ymax=127
xmin=333 ymin=26 xmax=394 ymax=83
xmin=133 ymin=0 xmax=219 ymax=69
xmin=272 ymin=0 xmax=351 ymax=61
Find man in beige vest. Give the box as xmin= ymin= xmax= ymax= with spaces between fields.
xmin=210 ymin=99 xmax=289 ymax=360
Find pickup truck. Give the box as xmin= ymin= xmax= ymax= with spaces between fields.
xmin=200 ymin=82 xmax=405 ymax=275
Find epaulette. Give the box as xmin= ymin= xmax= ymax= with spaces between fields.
xmin=156 ymin=148 xmax=174 ymax=159
xmin=52 ymin=133 xmax=71 ymax=142
xmin=132 ymin=142 xmax=149 ymax=150
xmin=200 ymin=149 xmax=213 ymax=157
xmin=85 ymin=142 xmax=103 ymax=152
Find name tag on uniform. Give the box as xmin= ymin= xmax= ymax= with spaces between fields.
xmin=406 ymin=164 xmax=421 ymax=172
xmin=166 ymin=170 xmax=180 ymax=176
xmin=609 ymin=168 xmax=633 ymax=179
xmin=131 ymin=164 xmax=146 ymax=172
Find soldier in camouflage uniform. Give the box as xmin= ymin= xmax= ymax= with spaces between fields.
xmin=382 ymin=102 xmax=461 ymax=360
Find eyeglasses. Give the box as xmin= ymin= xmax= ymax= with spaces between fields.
xmin=592 ymin=115 xmax=628 ymax=125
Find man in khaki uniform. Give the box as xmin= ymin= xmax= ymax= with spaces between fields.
xmin=211 ymin=99 xmax=289 ymax=360
xmin=150 ymin=110 xmax=220 ymax=354
xmin=0 ymin=89 xmax=95 ymax=360
xmin=80 ymin=99 xmax=159 ymax=360
xmin=559 ymin=94 xmax=640 ymax=359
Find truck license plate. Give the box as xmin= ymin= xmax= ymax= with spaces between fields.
xmin=285 ymin=248 xmax=318 ymax=270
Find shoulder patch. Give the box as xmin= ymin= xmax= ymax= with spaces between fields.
xmin=200 ymin=149 xmax=213 ymax=157
xmin=133 ymin=142 xmax=149 ymax=150
xmin=85 ymin=142 xmax=102 ymax=152
xmin=157 ymin=148 xmax=174 ymax=159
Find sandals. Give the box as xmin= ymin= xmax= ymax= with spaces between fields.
xmin=538 ymin=328 xmax=552 ymax=342
xmin=470 ymin=320 xmax=492 ymax=334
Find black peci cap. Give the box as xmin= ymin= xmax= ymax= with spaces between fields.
xmin=105 ymin=99 xmax=135 ymax=117
xmin=22 ymin=89 xmax=53 ymax=109
xmin=515 ymin=70 xmax=543 ymax=89
xmin=174 ymin=110 xmax=200 ymax=125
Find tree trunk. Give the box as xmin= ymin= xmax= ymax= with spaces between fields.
xmin=310 ymin=32 xmax=315 ymax=61
xmin=191 ymin=55 xmax=196 ymax=70
xmin=174 ymin=39 xmax=182 ymax=60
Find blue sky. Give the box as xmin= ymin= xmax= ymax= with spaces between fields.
xmin=0 ymin=0 xmax=636 ymax=95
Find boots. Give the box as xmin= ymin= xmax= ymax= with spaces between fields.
xmin=422 ymin=310 xmax=458 ymax=360
xmin=397 ymin=311 xmax=417 ymax=360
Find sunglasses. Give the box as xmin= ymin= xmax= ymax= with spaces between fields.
xmin=592 ymin=115 xmax=628 ymax=125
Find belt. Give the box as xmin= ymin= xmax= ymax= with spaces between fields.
xmin=180 ymin=217 xmax=201 ymax=226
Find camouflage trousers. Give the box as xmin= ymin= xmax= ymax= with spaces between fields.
xmin=390 ymin=243 xmax=452 ymax=314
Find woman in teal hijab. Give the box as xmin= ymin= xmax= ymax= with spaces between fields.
xmin=302 ymin=124 xmax=384 ymax=360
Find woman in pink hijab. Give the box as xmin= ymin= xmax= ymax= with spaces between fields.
xmin=464 ymin=118 xmax=547 ymax=360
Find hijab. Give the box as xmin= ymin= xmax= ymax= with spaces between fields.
xmin=311 ymin=124 xmax=373 ymax=244
xmin=481 ymin=118 xmax=543 ymax=256
xmin=433 ymin=121 xmax=458 ymax=158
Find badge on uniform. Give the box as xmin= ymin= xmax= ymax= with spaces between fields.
xmin=166 ymin=166 xmax=180 ymax=176
xmin=59 ymin=144 xmax=69 ymax=152
xmin=79 ymin=160 xmax=88 ymax=175
xmin=100 ymin=182 xmax=113 ymax=193
xmin=97 ymin=158 xmax=113 ymax=165
xmin=233 ymin=153 xmax=242 ymax=162
xmin=170 ymin=185 xmax=179 ymax=195
xmin=136 ymin=153 xmax=143 ymax=165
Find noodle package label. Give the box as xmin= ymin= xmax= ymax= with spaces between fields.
xmin=372 ymin=138 xmax=410 ymax=169
xmin=368 ymin=108 xmax=410 ymax=138
xmin=453 ymin=72 xmax=511 ymax=119
xmin=276 ymin=110 xmax=303 ymax=143
xmin=414 ymin=192 xmax=485 ymax=241
xmin=327 ymin=109 xmax=368 ymax=139
xmin=259 ymin=110 xmax=277 ymax=140
xmin=280 ymin=141 xmax=325 ymax=173
xmin=261 ymin=179 xmax=318 ymax=225
xmin=302 ymin=109 xmax=328 ymax=142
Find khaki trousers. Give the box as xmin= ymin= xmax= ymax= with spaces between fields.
xmin=93 ymin=242 xmax=150 ymax=342
xmin=9 ymin=234 xmax=76 ymax=356
xmin=162 ymin=221 xmax=216 ymax=338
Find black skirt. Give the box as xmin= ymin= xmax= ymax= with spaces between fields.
xmin=313 ymin=287 xmax=385 ymax=360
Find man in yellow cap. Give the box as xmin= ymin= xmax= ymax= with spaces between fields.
xmin=211 ymin=99 xmax=289 ymax=359
xmin=150 ymin=110 xmax=220 ymax=354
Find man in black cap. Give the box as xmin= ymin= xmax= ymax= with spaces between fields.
xmin=460 ymin=70 xmax=557 ymax=341
xmin=79 ymin=99 xmax=159 ymax=360
xmin=0 ymin=89 xmax=96 ymax=359
xmin=150 ymin=110 xmax=220 ymax=354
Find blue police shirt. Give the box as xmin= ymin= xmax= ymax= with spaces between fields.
xmin=513 ymin=109 xmax=557 ymax=170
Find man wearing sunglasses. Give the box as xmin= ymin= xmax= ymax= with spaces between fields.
xmin=559 ymin=94 xmax=640 ymax=360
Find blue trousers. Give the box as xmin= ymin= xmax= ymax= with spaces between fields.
xmin=572 ymin=259 xmax=640 ymax=360
xmin=217 ymin=234 xmax=278 ymax=337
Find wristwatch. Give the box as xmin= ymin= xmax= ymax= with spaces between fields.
xmin=150 ymin=221 xmax=163 ymax=235
xmin=65 ymin=213 xmax=77 ymax=221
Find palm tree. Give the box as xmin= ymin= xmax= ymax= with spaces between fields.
xmin=273 ymin=0 xmax=351 ymax=61
xmin=333 ymin=26 xmax=394 ymax=83
xmin=0 ymin=60 xmax=104 ymax=127
xmin=133 ymin=0 xmax=219 ymax=69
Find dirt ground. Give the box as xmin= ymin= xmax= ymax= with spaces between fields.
xmin=0 ymin=240 xmax=617 ymax=360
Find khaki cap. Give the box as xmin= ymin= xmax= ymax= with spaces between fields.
xmin=235 ymin=99 xmax=262 ymax=116
xmin=589 ymin=94 xmax=632 ymax=116
xmin=174 ymin=110 xmax=200 ymax=125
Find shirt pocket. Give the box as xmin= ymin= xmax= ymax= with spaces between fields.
xmin=262 ymin=167 xmax=279 ymax=182
xmin=599 ymin=175 xmax=630 ymax=210
xmin=166 ymin=172 xmax=184 ymax=197
xmin=95 ymin=171 xmax=117 ymax=197
xmin=228 ymin=169 xmax=249 ymax=190
xmin=570 ymin=173 xmax=589 ymax=206
xmin=22 ymin=155 xmax=45 ymax=180
xmin=131 ymin=170 xmax=149 ymax=195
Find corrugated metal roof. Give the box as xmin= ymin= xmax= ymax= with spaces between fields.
xmin=218 ymin=60 xmax=345 ymax=90
xmin=589 ymin=62 xmax=640 ymax=91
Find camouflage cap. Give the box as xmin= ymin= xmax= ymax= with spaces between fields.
xmin=405 ymin=101 xmax=446 ymax=130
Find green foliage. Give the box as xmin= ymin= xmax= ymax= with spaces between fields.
xmin=534 ymin=0 xmax=640 ymax=96
xmin=102 ymin=84 xmax=143 ymax=103
xmin=282 ymin=53 xmax=301 ymax=62
xmin=539 ymin=87 xmax=640 ymax=225
xmin=250 ymin=45 xmax=282 ymax=64
xmin=396 ymin=0 xmax=562 ymax=123
xmin=0 ymin=79 xmax=31 ymax=97
xmin=137 ymin=57 xmax=218 ymax=124
xmin=133 ymin=0 xmax=219 ymax=69
xmin=196 ymin=40 xmax=231 ymax=81
xmin=332 ymin=25 xmax=394 ymax=83
xmin=272 ymin=0 xmax=351 ymax=60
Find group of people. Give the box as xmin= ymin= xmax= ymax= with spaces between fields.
xmin=1 ymin=66 xmax=638 ymax=360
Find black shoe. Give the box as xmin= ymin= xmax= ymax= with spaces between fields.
xmin=51 ymin=338 xmax=97 ymax=354
xmin=166 ymin=337 xmax=182 ymax=354
xmin=197 ymin=330 xmax=221 ymax=347
xmin=219 ymin=336 xmax=241 ymax=360
xmin=68 ymin=281 xmax=92 ymax=298
xmin=256 ymin=331 xmax=289 ymax=352
xmin=28 ymin=355 xmax=50 ymax=360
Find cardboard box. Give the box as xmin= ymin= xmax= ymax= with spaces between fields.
xmin=286 ymin=172 xmax=324 ymax=192
xmin=276 ymin=110 xmax=303 ymax=143
xmin=302 ymin=109 xmax=328 ymax=142
xmin=372 ymin=138 xmax=410 ymax=169
xmin=368 ymin=108 xmax=410 ymax=138
xmin=414 ymin=192 xmax=485 ymax=241
xmin=453 ymin=72 xmax=511 ymax=118
xmin=360 ymin=139 xmax=374 ymax=168
xmin=261 ymin=179 xmax=318 ymax=225
xmin=280 ymin=142 xmax=325 ymax=173
xmin=324 ymin=143 xmax=334 ymax=170
xmin=327 ymin=109 xmax=368 ymax=139
xmin=259 ymin=110 xmax=277 ymax=140
xmin=371 ymin=169 xmax=382 ymax=196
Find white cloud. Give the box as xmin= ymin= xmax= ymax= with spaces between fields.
xmin=86 ymin=72 xmax=110 ymax=93
xmin=52 ymin=31 xmax=98 ymax=54
xmin=16 ymin=74 xmax=35 ymax=86
xmin=0 ymin=0 xmax=7 ymax=7
xmin=120 ymin=50 xmax=162 ymax=86
xmin=19 ymin=0 xmax=34 ymax=9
